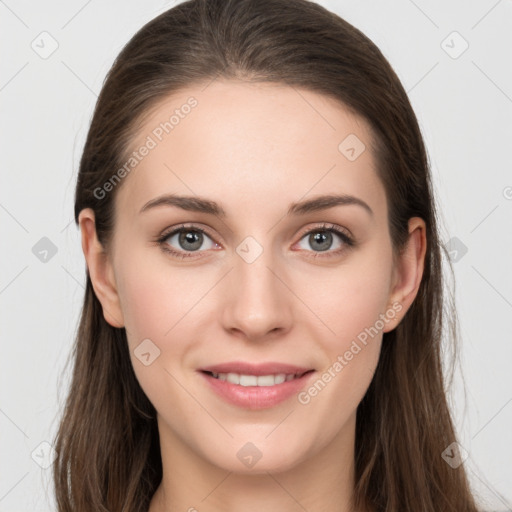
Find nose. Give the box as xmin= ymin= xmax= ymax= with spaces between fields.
xmin=221 ymin=245 xmax=293 ymax=342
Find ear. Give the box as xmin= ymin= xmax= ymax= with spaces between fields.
xmin=78 ymin=208 xmax=125 ymax=328
xmin=383 ymin=217 xmax=427 ymax=333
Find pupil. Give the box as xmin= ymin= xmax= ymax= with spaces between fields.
xmin=310 ymin=231 xmax=332 ymax=251
xmin=179 ymin=230 xmax=203 ymax=251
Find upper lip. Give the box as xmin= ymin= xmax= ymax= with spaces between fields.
xmin=199 ymin=361 xmax=314 ymax=376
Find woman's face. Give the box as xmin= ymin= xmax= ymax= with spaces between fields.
xmin=89 ymin=80 xmax=414 ymax=474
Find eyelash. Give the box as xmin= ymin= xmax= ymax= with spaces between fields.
xmin=155 ymin=223 xmax=355 ymax=260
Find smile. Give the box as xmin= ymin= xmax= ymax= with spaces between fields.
xmin=198 ymin=363 xmax=316 ymax=410
xmin=206 ymin=371 xmax=309 ymax=386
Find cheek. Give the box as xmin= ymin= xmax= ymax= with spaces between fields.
xmin=115 ymin=245 xmax=206 ymax=343
xmin=293 ymin=263 xmax=389 ymax=445
xmin=301 ymin=246 xmax=393 ymax=351
xmin=293 ymin=244 xmax=392 ymax=407
xmin=114 ymin=249 xmax=214 ymax=395
xmin=115 ymin=257 xmax=196 ymax=411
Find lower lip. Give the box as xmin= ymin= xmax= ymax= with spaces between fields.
xmin=199 ymin=371 xmax=315 ymax=410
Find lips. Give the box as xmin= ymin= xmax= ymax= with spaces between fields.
xmin=208 ymin=372 xmax=297 ymax=386
xmin=198 ymin=361 xmax=315 ymax=410
xmin=199 ymin=361 xmax=313 ymax=376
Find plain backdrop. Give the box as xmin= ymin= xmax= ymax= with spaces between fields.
xmin=1 ymin=0 xmax=511 ymax=510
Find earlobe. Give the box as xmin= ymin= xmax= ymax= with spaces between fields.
xmin=383 ymin=217 xmax=427 ymax=333
xmin=78 ymin=208 xmax=125 ymax=328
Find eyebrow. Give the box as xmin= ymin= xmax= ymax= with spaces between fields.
xmin=139 ymin=193 xmax=373 ymax=217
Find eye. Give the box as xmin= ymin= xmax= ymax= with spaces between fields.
xmin=157 ymin=224 xmax=220 ymax=259
xmin=156 ymin=222 xmax=355 ymax=260
xmin=294 ymin=223 xmax=354 ymax=257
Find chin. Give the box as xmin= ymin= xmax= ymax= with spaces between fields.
xmin=203 ymin=437 xmax=312 ymax=475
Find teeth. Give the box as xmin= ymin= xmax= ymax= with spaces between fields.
xmin=274 ymin=374 xmax=286 ymax=385
xmin=227 ymin=372 xmax=240 ymax=384
xmin=240 ymin=375 xmax=257 ymax=386
xmin=211 ymin=372 xmax=298 ymax=386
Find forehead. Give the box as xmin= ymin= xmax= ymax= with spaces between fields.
xmin=115 ymin=80 xmax=386 ymax=223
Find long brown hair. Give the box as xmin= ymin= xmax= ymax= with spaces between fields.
xmin=53 ymin=0 xmax=479 ymax=510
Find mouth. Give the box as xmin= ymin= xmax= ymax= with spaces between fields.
xmin=197 ymin=362 xmax=316 ymax=410
xmin=200 ymin=369 xmax=313 ymax=387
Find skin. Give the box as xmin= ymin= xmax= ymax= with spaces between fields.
xmin=79 ymin=80 xmax=426 ymax=512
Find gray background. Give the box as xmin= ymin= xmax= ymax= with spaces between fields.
xmin=1 ymin=0 xmax=511 ymax=510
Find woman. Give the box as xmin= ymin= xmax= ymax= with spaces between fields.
xmin=53 ymin=0 xmax=480 ymax=510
